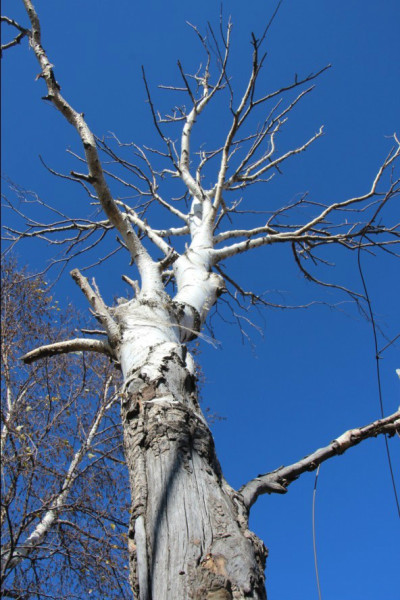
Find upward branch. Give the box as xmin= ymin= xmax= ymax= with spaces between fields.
xmin=7 ymin=6 xmax=400 ymax=322
xmin=178 ymin=21 xmax=232 ymax=202
xmin=22 ymin=0 xmax=161 ymax=295
xmin=212 ymin=135 xmax=400 ymax=266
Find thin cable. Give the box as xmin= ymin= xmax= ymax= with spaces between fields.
xmin=312 ymin=465 xmax=322 ymax=600
xmin=357 ymin=246 xmax=400 ymax=518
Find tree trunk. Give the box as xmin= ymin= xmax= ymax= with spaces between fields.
xmin=117 ymin=299 xmax=267 ymax=600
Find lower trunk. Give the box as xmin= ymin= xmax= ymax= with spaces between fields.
xmin=121 ymin=341 xmax=267 ymax=599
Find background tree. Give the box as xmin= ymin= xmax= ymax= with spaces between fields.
xmin=2 ymin=1 xmax=399 ymax=599
xmin=1 ymin=258 xmax=130 ymax=599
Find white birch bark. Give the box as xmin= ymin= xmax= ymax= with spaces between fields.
xmin=111 ymin=261 xmax=265 ymax=598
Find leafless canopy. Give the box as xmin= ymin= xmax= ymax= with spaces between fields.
xmin=2 ymin=2 xmax=399 ymax=332
xmin=2 ymin=3 xmax=399 ymax=598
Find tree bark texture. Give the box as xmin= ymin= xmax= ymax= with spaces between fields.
xmin=117 ymin=299 xmax=267 ymax=600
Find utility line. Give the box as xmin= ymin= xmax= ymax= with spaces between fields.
xmin=357 ymin=244 xmax=400 ymax=518
xmin=312 ymin=465 xmax=322 ymax=600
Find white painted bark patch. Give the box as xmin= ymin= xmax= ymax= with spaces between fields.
xmin=173 ymin=251 xmax=224 ymax=338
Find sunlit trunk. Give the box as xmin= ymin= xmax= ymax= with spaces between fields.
xmin=116 ymin=300 xmax=267 ymax=599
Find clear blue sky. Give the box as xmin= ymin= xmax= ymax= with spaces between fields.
xmin=2 ymin=1 xmax=400 ymax=599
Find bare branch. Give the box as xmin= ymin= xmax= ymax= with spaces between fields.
xmin=240 ymin=408 xmax=400 ymax=510
xmin=80 ymin=328 xmax=108 ymax=336
xmin=208 ymin=31 xmax=262 ymax=221
xmin=215 ymin=264 xmax=344 ymax=312
xmin=252 ymin=64 xmax=332 ymax=108
xmin=141 ymin=66 xmax=179 ymax=170
xmin=22 ymin=0 xmax=161 ymax=294
xmin=213 ymin=140 xmax=400 ymax=263
xmin=114 ymin=200 xmax=180 ymax=261
xmin=236 ymin=125 xmax=324 ymax=184
xmin=257 ymin=0 xmax=284 ymax=47
xmin=21 ymin=338 xmax=113 ymax=364
xmin=70 ymin=268 xmax=120 ymax=348
xmin=1 ymin=16 xmax=29 ymax=54
xmin=97 ymin=134 xmax=189 ymax=224
xmin=178 ymin=22 xmax=232 ymax=199
xmin=121 ymin=274 xmax=140 ymax=296
xmin=291 ymin=242 xmax=365 ymax=305
xmin=292 ymin=138 xmax=400 ymax=237
xmin=226 ymin=87 xmax=315 ymax=186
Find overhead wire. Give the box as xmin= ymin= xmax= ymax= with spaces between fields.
xmin=357 ymin=242 xmax=400 ymax=518
xmin=310 ymin=230 xmax=399 ymax=600
xmin=312 ymin=465 xmax=322 ymax=600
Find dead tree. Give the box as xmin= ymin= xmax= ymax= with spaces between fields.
xmin=2 ymin=2 xmax=399 ymax=598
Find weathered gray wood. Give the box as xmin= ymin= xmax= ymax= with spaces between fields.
xmin=120 ymin=337 xmax=267 ymax=599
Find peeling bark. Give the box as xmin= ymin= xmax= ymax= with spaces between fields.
xmin=117 ymin=300 xmax=266 ymax=599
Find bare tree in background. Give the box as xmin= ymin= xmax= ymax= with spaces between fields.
xmin=1 ymin=258 xmax=130 ymax=599
xmin=2 ymin=2 xmax=400 ymax=598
